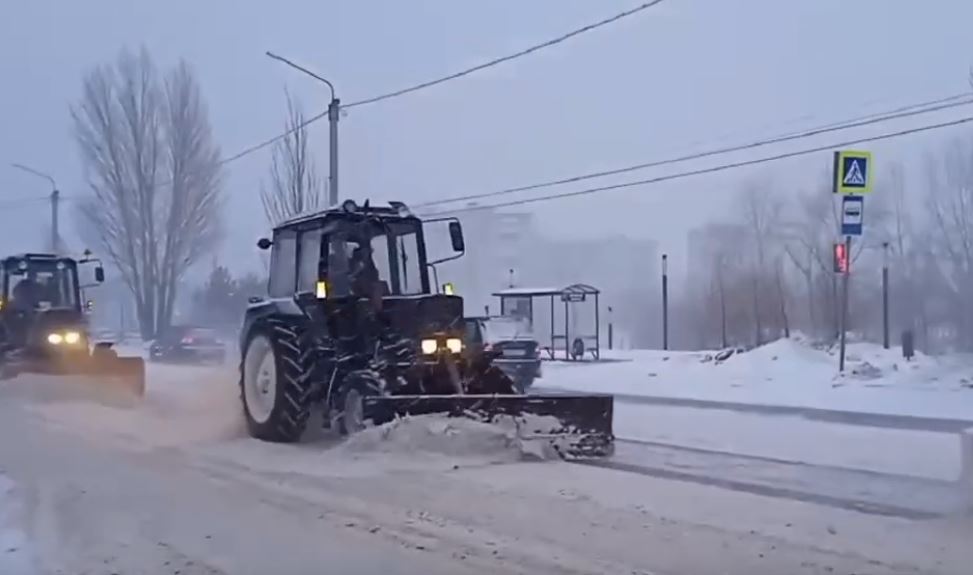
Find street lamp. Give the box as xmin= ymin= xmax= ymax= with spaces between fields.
xmin=10 ymin=163 xmax=60 ymax=253
xmin=266 ymin=51 xmax=340 ymax=207
xmin=882 ymin=241 xmax=890 ymax=350
xmin=662 ymin=254 xmax=669 ymax=351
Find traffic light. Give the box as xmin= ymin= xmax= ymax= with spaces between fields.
xmin=833 ymin=242 xmax=849 ymax=273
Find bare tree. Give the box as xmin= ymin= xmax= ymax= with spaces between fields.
xmin=739 ymin=182 xmax=784 ymax=345
xmin=926 ymin=137 xmax=973 ymax=349
xmin=73 ymin=48 xmax=222 ymax=338
xmin=260 ymin=92 xmax=323 ymax=225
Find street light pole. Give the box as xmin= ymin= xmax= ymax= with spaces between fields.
xmin=11 ymin=163 xmax=59 ymax=252
xmin=882 ymin=241 xmax=890 ymax=350
xmin=662 ymin=254 xmax=669 ymax=351
xmin=266 ymin=51 xmax=340 ymax=207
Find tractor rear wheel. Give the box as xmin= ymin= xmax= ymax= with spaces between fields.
xmin=241 ymin=323 xmax=312 ymax=442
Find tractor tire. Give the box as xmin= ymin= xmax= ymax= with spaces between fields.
xmin=240 ymin=322 xmax=313 ymax=442
xmin=334 ymin=371 xmax=384 ymax=436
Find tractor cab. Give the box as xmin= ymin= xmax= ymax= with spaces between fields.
xmin=2 ymin=254 xmax=81 ymax=313
xmin=258 ymin=199 xmax=467 ymax=346
xmin=0 ymin=253 xmax=104 ymax=350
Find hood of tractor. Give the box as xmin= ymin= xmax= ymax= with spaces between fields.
xmin=380 ymin=294 xmax=464 ymax=339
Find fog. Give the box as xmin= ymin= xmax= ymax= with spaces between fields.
xmin=1 ymin=0 xmax=972 ymax=343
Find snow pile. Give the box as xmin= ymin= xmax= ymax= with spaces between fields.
xmin=0 ymin=474 xmax=37 ymax=575
xmin=540 ymin=337 xmax=973 ymax=418
xmin=337 ymin=414 xmax=564 ymax=462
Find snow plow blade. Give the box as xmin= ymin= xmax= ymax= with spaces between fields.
xmin=92 ymin=356 xmax=146 ymax=400
xmin=362 ymin=394 xmax=614 ymax=458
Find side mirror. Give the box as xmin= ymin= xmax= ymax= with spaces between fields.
xmin=448 ymin=221 xmax=465 ymax=253
xmin=94 ymin=266 xmax=105 ymax=283
xmin=257 ymin=238 xmax=273 ymax=250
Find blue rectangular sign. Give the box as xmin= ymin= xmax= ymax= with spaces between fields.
xmin=841 ymin=196 xmax=864 ymax=236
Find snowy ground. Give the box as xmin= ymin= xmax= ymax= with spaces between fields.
xmin=541 ymin=337 xmax=973 ymax=419
xmin=0 ymin=349 xmax=971 ymax=573
xmin=0 ymin=474 xmax=37 ymax=575
xmin=541 ymin=337 xmax=973 ymax=479
xmin=614 ymin=402 xmax=962 ymax=480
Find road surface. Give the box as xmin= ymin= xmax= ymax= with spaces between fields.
xmin=0 ymin=366 xmax=970 ymax=574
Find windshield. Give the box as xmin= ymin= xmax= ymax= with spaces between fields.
xmin=484 ymin=317 xmax=534 ymax=342
xmin=3 ymin=259 xmax=78 ymax=310
xmin=330 ymin=217 xmax=428 ymax=297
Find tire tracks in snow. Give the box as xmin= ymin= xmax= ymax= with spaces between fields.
xmin=573 ymin=438 xmax=960 ymax=520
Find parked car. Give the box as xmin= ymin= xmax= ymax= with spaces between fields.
xmin=149 ymin=326 xmax=227 ymax=364
xmin=464 ymin=316 xmax=542 ymax=393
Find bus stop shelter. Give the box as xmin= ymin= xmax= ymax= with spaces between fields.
xmin=492 ymin=283 xmax=601 ymax=361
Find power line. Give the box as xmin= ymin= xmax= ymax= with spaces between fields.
xmin=416 ymin=93 xmax=973 ymax=209
xmin=427 ymin=114 xmax=973 ymax=216
xmin=343 ymin=0 xmax=671 ymax=109
xmin=193 ymin=0 xmax=671 ymax=174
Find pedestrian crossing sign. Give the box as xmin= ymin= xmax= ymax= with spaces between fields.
xmin=833 ymin=150 xmax=872 ymax=194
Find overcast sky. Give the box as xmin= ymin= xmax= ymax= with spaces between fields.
xmin=1 ymin=0 xmax=971 ymax=277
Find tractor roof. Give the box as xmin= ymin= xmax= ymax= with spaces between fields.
xmin=3 ymin=253 xmax=78 ymax=264
xmin=276 ymin=199 xmax=415 ymax=230
xmin=1 ymin=255 xmax=84 ymax=273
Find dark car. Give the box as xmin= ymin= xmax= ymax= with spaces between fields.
xmin=464 ymin=316 xmax=542 ymax=393
xmin=149 ymin=326 xmax=226 ymax=364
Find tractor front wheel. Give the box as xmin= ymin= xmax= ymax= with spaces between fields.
xmin=334 ymin=371 xmax=383 ymax=436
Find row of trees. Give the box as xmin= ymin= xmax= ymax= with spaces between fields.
xmin=191 ymin=263 xmax=267 ymax=329
xmin=679 ymin=136 xmax=973 ymax=354
xmin=73 ymin=47 xmax=323 ymax=338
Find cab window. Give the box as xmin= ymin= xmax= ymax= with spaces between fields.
xmin=297 ymin=229 xmax=323 ymax=294
xmin=268 ymin=230 xmax=297 ymax=298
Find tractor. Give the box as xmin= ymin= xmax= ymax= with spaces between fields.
xmin=0 ymin=253 xmax=145 ymax=399
xmin=239 ymin=200 xmax=613 ymax=457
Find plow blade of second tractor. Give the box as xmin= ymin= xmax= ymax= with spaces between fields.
xmin=362 ymin=393 xmax=614 ymax=458
xmin=85 ymin=355 xmax=147 ymax=402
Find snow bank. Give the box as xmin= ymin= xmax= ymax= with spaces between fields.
xmin=541 ymin=337 xmax=973 ymax=419
xmin=0 ymin=474 xmax=37 ymax=575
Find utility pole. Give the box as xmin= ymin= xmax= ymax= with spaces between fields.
xmin=608 ymin=306 xmax=614 ymax=350
xmin=328 ymin=97 xmax=340 ymax=206
xmin=662 ymin=254 xmax=669 ymax=351
xmin=266 ymin=52 xmax=340 ymax=206
xmin=11 ymin=163 xmax=59 ymax=252
xmin=51 ymin=188 xmax=60 ymax=253
xmin=718 ymin=259 xmax=727 ymax=349
xmin=882 ymin=241 xmax=890 ymax=350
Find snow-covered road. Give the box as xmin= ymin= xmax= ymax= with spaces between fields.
xmin=1 ymin=361 xmax=970 ymax=574
xmin=0 ymin=389 xmax=497 ymax=575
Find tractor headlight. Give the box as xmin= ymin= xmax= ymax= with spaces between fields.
xmin=64 ymin=331 xmax=82 ymax=345
xmin=420 ymin=339 xmax=438 ymax=355
xmin=47 ymin=333 xmax=64 ymax=345
xmin=445 ymin=338 xmax=463 ymax=354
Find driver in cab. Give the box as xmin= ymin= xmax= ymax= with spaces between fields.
xmin=348 ymin=241 xmax=388 ymax=301
xmin=10 ymin=276 xmax=41 ymax=312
